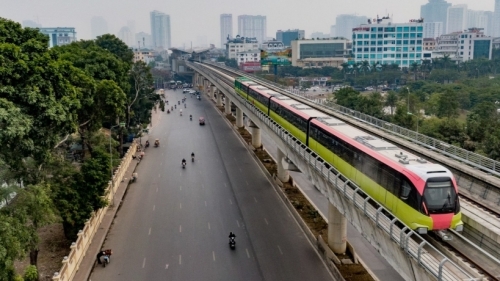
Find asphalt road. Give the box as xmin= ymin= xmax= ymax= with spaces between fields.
xmin=90 ymin=89 xmax=334 ymax=281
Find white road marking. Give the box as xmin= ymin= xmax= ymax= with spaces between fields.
xmin=213 ymin=251 xmax=216 ymax=261
xmin=277 ymin=245 xmax=283 ymax=255
xmin=264 ymin=218 xmax=268 ymax=225
xmin=205 ymin=201 xmax=207 ymax=206
xmin=180 ymin=186 xmax=182 ymax=190
xmin=166 ymin=264 xmax=169 ymax=269
xmin=236 ymin=220 xmax=240 ymax=227
xmin=179 ymin=225 xmax=182 ymax=232
xmin=202 ymin=184 xmax=204 ymax=188
xmin=156 ymin=187 xmax=158 ymax=193
xmin=160 ymin=162 xmax=162 ymax=166
xmin=254 ymin=197 xmax=257 ymax=203
xmin=229 ymin=199 xmax=233 ymax=205
xmin=220 ymin=170 xmax=222 ymax=174
xmin=246 ymin=249 xmax=250 ymax=258
xmin=149 ymin=228 xmax=151 ymax=235
xmin=224 ymin=183 xmax=227 ymax=187
xmin=153 ymin=205 xmax=155 ymax=211
xmin=179 ymin=255 xmax=182 ymax=265
xmin=246 ymin=181 xmax=249 ymax=186
xmin=239 ymin=168 xmax=242 ymax=172
xmin=142 ymin=258 xmax=146 ymax=268
xmin=158 ymin=174 xmax=161 ymax=178
xmin=180 ymin=203 xmax=182 ymax=209
xmin=208 ymin=222 xmax=211 ymax=230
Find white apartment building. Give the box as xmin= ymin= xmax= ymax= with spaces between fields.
xmin=433 ymin=32 xmax=460 ymax=59
xmin=447 ymin=5 xmax=467 ymax=33
xmin=220 ymin=14 xmax=233 ymax=48
xmin=235 ymin=50 xmax=260 ymax=65
xmin=457 ymin=28 xmax=492 ymax=61
xmin=39 ymin=27 xmax=77 ymax=48
xmin=226 ymin=37 xmax=259 ymax=60
xmin=423 ymin=22 xmax=443 ymax=39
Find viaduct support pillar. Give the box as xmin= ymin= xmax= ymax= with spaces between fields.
xmin=249 ymin=121 xmax=261 ymax=148
xmin=328 ymin=202 xmax=347 ymax=254
xmin=216 ymin=90 xmax=223 ymax=106
xmin=276 ymin=148 xmax=290 ymax=183
xmin=225 ymin=96 xmax=232 ymax=114
xmin=236 ymin=107 xmax=244 ymax=128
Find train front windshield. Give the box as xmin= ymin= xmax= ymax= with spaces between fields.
xmin=423 ymin=179 xmax=457 ymax=214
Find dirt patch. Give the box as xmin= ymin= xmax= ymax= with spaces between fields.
xmin=225 ymin=113 xmax=374 ymax=281
xmin=15 ymin=223 xmax=71 ymax=280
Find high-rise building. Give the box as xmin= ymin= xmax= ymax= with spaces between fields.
xmin=39 ymin=27 xmax=77 ymax=48
xmin=22 ymin=20 xmax=41 ymax=28
xmin=330 ymin=25 xmax=336 ymax=37
xmin=276 ymin=29 xmax=305 ymax=47
xmin=423 ymin=22 xmax=443 ymax=38
xmin=135 ymin=32 xmax=153 ymax=49
xmin=117 ymin=26 xmax=134 ymax=47
xmin=447 ymin=5 xmax=467 ymax=33
xmin=456 ymin=28 xmax=492 ymax=62
xmin=220 ymin=14 xmax=233 ymax=48
xmin=335 ymin=14 xmax=368 ymax=39
xmin=420 ymin=0 xmax=451 ymax=35
xmin=467 ymin=11 xmax=490 ymax=35
xmin=492 ymin=0 xmax=500 ymax=37
xmin=91 ymin=16 xmax=108 ymax=39
xmin=150 ymin=10 xmax=171 ymax=49
xmin=237 ymin=15 xmax=267 ymax=44
xmin=127 ymin=20 xmax=136 ymax=36
xmin=352 ymin=17 xmax=424 ymax=67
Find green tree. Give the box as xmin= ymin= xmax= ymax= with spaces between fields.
xmin=0 ymin=212 xmax=30 ymax=280
xmin=53 ymin=149 xmax=110 ymax=239
xmin=128 ymin=61 xmax=156 ymax=128
xmin=14 ymin=184 xmax=57 ymax=268
xmin=334 ymin=87 xmax=362 ymax=108
xmin=23 ymin=265 xmax=38 ymax=281
xmin=95 ymin=34 xmax=133 ymax=66
xmin=385 ymin=91 xmax=398 ymax=115
xmin=437 ymin=89 xmax=459 ymax=118
xmin=0 ymin=18 xmax=81 ymax=184
xmin=483 ymin=127 xmax=500 ymax=160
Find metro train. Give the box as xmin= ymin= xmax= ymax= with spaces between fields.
xmin=232 ymin=76 xmax=462 ymax=233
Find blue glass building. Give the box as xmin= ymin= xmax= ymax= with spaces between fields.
xmin=352 ymin=17 xmax=424 ymax=67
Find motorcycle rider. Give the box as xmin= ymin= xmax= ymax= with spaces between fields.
xmin=182 ymin=158 xmax=186 ymax=167
xmin=191 ymin=152 xmax=195 ymax=161
xmin=229 ymin=232 xmax=236 ymax=240
xmin=180 ymin=109 xmax=183 ymax=116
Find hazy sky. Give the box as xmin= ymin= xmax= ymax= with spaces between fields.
xmin=0 ymin=0 xmax=495 ymax=48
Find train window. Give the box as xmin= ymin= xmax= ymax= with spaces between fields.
xmin=400 ymin=180 xmax=411 ymax=200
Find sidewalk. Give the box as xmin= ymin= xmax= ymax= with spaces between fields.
xmin=73 ymin=109 xmax=161 ymax=281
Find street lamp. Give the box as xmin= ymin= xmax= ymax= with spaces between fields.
xmin=406 ymin=87 xmax=410 ymax=114
xmin=109 ymin=123 xmax=125 ymax=207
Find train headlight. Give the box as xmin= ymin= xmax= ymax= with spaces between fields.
xmin=455 ymin=225 xmax=463 ymax=232
xmin=416 ymin=227 xmax=428 ymax=234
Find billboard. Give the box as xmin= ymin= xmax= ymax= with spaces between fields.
xmin=260 ymin=56 xmax=291 ymax=66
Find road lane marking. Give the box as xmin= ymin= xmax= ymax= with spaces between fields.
xmin=156 ymin=187 xmax=158 ymax=193
xmin=246 ymin=249 xmax=250 ymax=258
xmin=180 ymin=186 xmax=182 ymax=190
xmin=166 ymin=264 xmax=169 ymax=269
xmin=213 ymin=251 xmax=216 ymax=261
xmin=246 ymin=181 xmax=249 ymax=186
xmin=277 ymin=245 xmax=283 ymax=255
xmin=254 ymin=197 xmax=257 ymax=203
xmin=153 ymin=205 xmax=156 ymax=211
xmin=149 ymin=228 xmax=152 ymax=235
xmin=220 ymin=170 xmax=222 ymax=174
xmin=205 ymin=201 xmax=207 ymax=206
xmin=208 ymin=222 xmax=211 ymax=230
xmin=158 ymin=174 xmax=161 ymax=178
xmin=236 ymin=220 xmax=240 ymax=227
xmin=160 ymin=162 xmax=162 ymax=166
xmin=202 ymin=184 xmax=204 ymax=189
xmin=142 ymin=258 xmax=146 ymax=268
xmin=224 ymin=183 xmax=227 ymax=187
xmin=180 ymin=203 xmax=182 ymax=209
xmin=229 ymin=199 xmax=233 ymax=205
xmin=179 ymin=255 xmax=182 ymax=265
xmin=179 ymin=225 xmax=182 ymax=232
xmin=264 ymin=218 xmax=268 ymax=225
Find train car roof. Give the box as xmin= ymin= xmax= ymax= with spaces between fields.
xmin=310 ymin=117 xmax=452 ymax=190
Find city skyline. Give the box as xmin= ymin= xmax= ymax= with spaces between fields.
xmin=1 ymin=0 xmax=496 ymax=48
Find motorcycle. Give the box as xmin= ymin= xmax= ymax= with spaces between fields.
xmin=182 ymin=161 xmax=186 ymax=168
xmin=229 ymin=237 xmax=236 ymax=249
xmin=145 ymin=141 xmax=150 ymax=149
xmin=184 ymin=103 xmax=186 ymax=108
xmin=154 ymin=139 xmax=159 ymax=147
xmin=167 ymin=110 xmax=170 ymax=114
xmin=190 ymin=115 xmax=192 ymax=121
